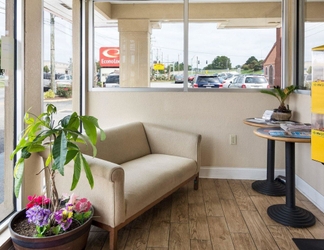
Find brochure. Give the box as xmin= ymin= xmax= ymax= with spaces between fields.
xmin=268 ymin=130 xmax=311 ymax=138
xmin=280 ymin=123 xmax=311 ymax=132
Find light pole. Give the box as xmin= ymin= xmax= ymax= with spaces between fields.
xmin=191 ymin=55 xmax=196 ymax=75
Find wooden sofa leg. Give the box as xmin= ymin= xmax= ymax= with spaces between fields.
xmin=194 ymin=175 xmax=199 ymax=190
xmin=109 ymin=228 xmax=118 ymax=250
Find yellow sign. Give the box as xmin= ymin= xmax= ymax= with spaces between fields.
xmin=312 ymin=130 xmax=324 ymax=163
xmin=153 ymin=63 xmax=164 ymax=70
xmin=311 ymin=81 xmax=324 ymax=114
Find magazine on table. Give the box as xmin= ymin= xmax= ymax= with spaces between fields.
xmin=280 ymin=123 xmax=312 ymax=132
xmin=268 ymin=130 xmax=311 ymax=138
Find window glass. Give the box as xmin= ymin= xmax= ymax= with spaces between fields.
xmin=151 ymin=22 xmax=184 ymax=88
xmin=93 ymin=1 xmax=183 ymax=89
xmin=0 ymin=1 xmax=7 ymax=221
xmin=303 ymin=0 xmax=324 ymax=90
xmin=0 ymin=0 xmax=14 ymax=223
xmin=188 ymin=0 xmax=280 ymax=90
xmin=94 ymin=15 xmax=119 ymax=88
xmin=43 ymin=3 xmax=73 ymax=122
xmin=92 ymin=0 xmax=281 ymax=90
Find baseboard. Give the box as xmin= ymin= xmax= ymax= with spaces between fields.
xmin=199 ymin=166 xmax=285 ymax=180
xmin=200 ymin=166 xmax=324 ymax=213
xmin=296 ymin=175 xmax=324 ymax=213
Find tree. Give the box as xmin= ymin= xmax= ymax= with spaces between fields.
xmin=204 ymin=56 xmax=231 ymax=70
xmin=242 ymin=56 xmax=263 ymax=72
xmin=96 ymin=61 xmax=101 ymax=71
xmin=44 ymin=65 xmax=50 ymax=73
xmin=245 ymin=56 xmax=258 ymax=65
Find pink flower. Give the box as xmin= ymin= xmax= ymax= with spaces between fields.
xmin=26 ymin=195 xmax=50 ymax=209
xmin=67 ymin=193 xmax=78 ymax=205
xmin=74 ymin=198 xmax=91 ymax=213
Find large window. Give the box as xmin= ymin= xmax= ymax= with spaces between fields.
xmin=0 ymin=0 xmax=14 ymax=224
xmin=91 ymin=0 xmax=282 ymax=90
xmin=43 ymin=1 xmax=73 ymax=121
xmin=0 ymin=0 xmax=6 ymax=220
xmin=302 ymin=0 xmax=324 ymax=90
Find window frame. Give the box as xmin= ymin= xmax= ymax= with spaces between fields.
xmin=89 ymin=0 xmax=291 ymax=93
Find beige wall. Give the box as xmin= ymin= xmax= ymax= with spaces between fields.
xmin=85 ymin=90 xmax=286 ymax=169
xmin=84 ymin=89 xmax=324 ymax=201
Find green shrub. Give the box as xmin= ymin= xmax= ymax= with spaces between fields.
xmin=44 ymin=89 xmax=56 ymax=99
xmin=56 ymin=86 xmax=72 ymax=98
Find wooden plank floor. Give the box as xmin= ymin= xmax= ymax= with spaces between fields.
xmin=85 ymin=178 xmax=324 ymax=250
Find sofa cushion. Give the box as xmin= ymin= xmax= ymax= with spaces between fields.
xmin=82 ymin=122 xmax=151 ymax=164
xmin=121 ymin=154 xmax=198 ymax=219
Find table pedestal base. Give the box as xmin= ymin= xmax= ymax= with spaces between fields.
xmin=252 ymin=180 xmax=286 ymax=196
xmin=267 ymin=204 xmax=315 ymax=228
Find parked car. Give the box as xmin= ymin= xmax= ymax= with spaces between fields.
xmin=104 ymin=74 xmax=119 ymax=88
xmin=192 ymin=75 xmax=223 ymax=88
xmin=43 ymin=79 xmax=51 ymax=91
xmin=228 ymin=74 xmax=269 ymax=89
xmin=215 ymin=72 xmax=239 ymax=80
xmin=223 ymin=76 xmax=238 ymax=88
xmin=174 ymin=74 xmax=184 ymax=83
xmin=55 ymin=74 xmax=72 ymax=87
xmin=188 ymin=75 xmax=195 ymax=83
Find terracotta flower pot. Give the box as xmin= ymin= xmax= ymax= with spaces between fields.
xmin=9 ymin=207 xmax=93 ymax=250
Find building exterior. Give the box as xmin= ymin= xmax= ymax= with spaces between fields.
xmin=263 ymin=28 xmax=282 ymax=87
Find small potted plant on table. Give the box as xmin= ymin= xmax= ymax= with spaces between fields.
xmin=261 ymin=85 xmax=296 ymax=121
xmin=9 ymin=104 xmax=106 ymax=250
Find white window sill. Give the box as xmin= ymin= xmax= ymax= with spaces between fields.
xmin=0 ymin=227 xmax=11 ymax=249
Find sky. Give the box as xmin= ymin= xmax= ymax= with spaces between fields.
xmin=0 ymin=1 xmax=5 ymax=37
xmin=43 ymin=11 xmax=73 ymax=64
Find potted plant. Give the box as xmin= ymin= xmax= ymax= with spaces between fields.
xmin=9 ymin=104 xmax=106 ymax=249
xmin=261 ymin=85 xmax=296 ymax=120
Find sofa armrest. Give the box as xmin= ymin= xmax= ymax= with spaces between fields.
xmin=143 ymin=123 xmax=202 ymax=168
xmin=54 ymin=155 xmax=126 ymax=228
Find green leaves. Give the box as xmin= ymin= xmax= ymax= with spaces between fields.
xmin=52 ymin=132 xmax=68 ymax=175
xmin=261 ymin=85 xmax=296 ymax=110
xmin=70 ymin=152 xmax=93 ymax=191
xmin=11 ymin=103 xmax=106 ymax=198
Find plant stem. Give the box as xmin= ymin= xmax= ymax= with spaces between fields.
xmin=50 ymin=169 xmax=59 ymax=223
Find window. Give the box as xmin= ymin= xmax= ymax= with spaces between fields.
xmin=43 ymin=2 xmax=73 ymax=121
xmin=90 ymin=0 xmax=281 ymax=90
xmin=0 ymin=0 xmax=14 ymax=224
xmin=302 ymin=0 xmax=324 ymax=90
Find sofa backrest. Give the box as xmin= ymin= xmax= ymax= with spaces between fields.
xmin=81 ymin=122 xmax=151 ymax=164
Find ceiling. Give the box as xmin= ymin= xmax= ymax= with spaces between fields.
xmin=44 ymin=0 xmax=284 ymax=29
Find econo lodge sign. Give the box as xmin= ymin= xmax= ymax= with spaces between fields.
xmin=99 ymin=47 xmax=120 ymax=67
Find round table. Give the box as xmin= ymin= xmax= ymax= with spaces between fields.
xmin=243 ymin=118 xmax=286 ymax=196
xmin=254 ymin=127 xmax=315 ymax=228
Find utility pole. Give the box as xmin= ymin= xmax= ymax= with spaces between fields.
xmin=50 ymin=13 xmax=56 ymax=93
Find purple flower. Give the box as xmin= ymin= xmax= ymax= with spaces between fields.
xmin=25 ymin=205 xmax=51 ymax=227
xmin=54 ymin=206 xmax=73 ymax=231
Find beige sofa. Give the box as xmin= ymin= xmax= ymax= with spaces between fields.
xmin=55 ymin=122 xmax=201 ymax=250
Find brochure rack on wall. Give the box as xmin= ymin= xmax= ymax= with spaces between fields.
xmin=311 ymin=45 xmax=324 ymax=163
